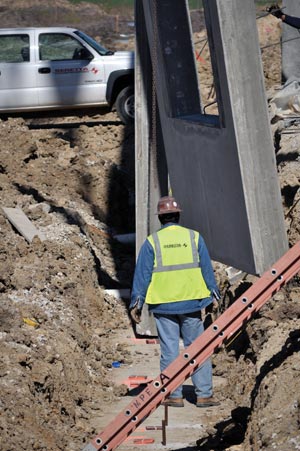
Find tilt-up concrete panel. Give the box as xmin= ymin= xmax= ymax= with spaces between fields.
xmin=282 ymin=0 xmax=300 ymax=82
xmin=136 ymin=0 xmax=288 ymax=277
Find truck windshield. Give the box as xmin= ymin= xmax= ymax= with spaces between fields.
xmin=74 ymin=30 xmax=113 ymax=56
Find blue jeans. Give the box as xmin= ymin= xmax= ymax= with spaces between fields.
xmin=154 ymin=312 xmax=213 ymax=399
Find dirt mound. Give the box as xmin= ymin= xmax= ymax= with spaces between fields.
xmin=0 ymin=4 xmax=299 ymax=451
xmin=0 ymin=115 xmax=136 ymax=450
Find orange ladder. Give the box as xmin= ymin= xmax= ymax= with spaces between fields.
xmin=83 ymin=241 xmax=300 ymax=451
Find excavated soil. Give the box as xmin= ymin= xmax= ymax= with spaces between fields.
xmin=0 ymin=3 xmax=300 ymax=451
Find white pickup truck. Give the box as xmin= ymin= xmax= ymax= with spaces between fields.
xmin=0 ymin=27 xmax=134 ymax=124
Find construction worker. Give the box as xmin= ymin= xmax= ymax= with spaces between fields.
xmin=268 ymin=4 xmax=300 ymax=28
xmin=130 ymin=196 xmax=221 ymax=408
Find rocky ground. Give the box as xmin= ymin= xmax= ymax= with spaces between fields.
xmin=0 ymin=2 xmax=299 ymax=451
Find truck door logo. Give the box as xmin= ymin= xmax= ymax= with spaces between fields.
xmin=54 ymin=67 xmax=89 ymax=74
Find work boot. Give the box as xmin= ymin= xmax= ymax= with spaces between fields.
xmin=161 ymin=397 xmax=184 ymax=407
xmin=196 ymin=397 xmax=220 ymax=408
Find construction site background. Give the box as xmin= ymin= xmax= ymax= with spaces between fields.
xmin=0 ymin=1 xmax=299 ymax=451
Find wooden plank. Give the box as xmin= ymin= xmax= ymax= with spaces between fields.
xmin=2 ymin=207 xmax=46 ymax=243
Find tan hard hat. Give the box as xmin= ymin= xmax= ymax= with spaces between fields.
xmin=156 ymin=196 xmax=182 ymax=215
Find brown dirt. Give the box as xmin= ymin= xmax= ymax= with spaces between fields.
xmin=0 ymin=3 xmax=299 ymax=451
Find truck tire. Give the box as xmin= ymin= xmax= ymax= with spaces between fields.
xmin=115 ymin=85 xmax=134 ymax=125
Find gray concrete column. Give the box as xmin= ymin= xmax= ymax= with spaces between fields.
xmin=136 ymin=0 xmax=287 ymax=277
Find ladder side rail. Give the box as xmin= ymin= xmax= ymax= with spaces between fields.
xmin=83 ymin=242 xmax=300 ymax=451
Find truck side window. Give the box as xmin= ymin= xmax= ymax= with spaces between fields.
xmin=39 ymin=33 xmax=92 ymax=61
xmin=0 ymin=34 xmax=29 ymax=63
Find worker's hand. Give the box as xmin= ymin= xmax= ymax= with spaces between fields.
xmin=130 ymin=305 xmax=142 ymax=324
xmin=267 ymin=4 xmax=284 ymax=19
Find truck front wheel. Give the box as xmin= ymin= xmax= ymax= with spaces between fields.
xmin=115 ymin=85 xmax=134 ymax=125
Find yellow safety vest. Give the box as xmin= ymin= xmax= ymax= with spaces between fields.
xmin=145 ymin=225 xmax=211 ymax=304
